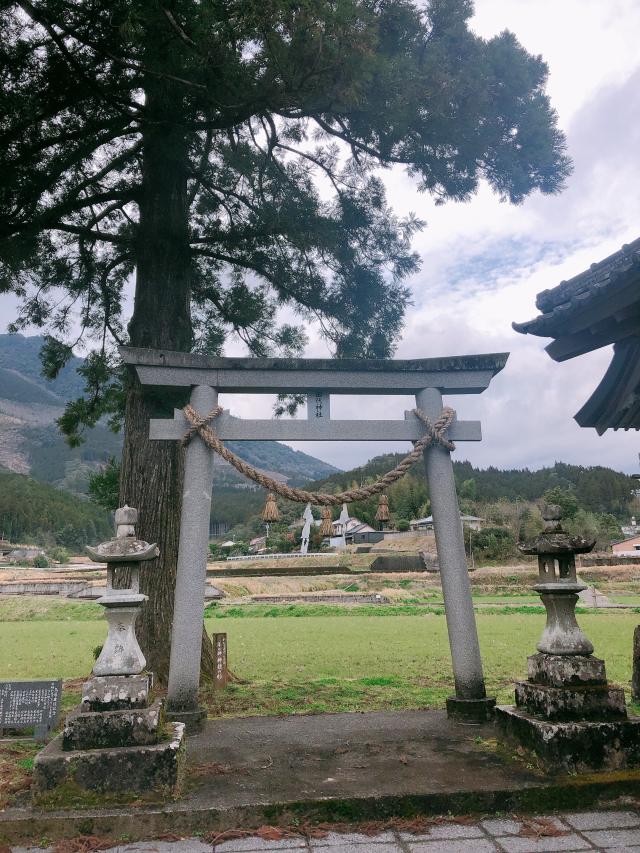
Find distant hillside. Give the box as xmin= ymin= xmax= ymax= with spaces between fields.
xmin=0 ymin=334 xmax=339 ymax=495
xmin=309 ymin=454 xmax=636 ymax=519
xmin=312 ymin=455 xmax=638 ymax=513
xmin=0 ymin=334 xmax=123 ymax=490
xmin=0 ymin=469 xmax=111 ymax=546
xmin=0 ymin=334 xmax=84 ymax=401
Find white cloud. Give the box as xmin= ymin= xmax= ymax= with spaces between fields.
xmin=287 ymin=3 xmax=640 ymax=474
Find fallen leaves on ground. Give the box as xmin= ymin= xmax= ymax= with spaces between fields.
xmin=53 ymin=836 xmax=115 ymax=853
xmin=207 ymin=814 xmax=482 ymax=846
xmin=207 ymin=825 xmax=302 ymax=846
xmin=62 ymin=678 xmax=86 ymax=691
xmin=0 ymin=742 xmax=39 ymax=808
xmin=517 ymin=817 xmax=568 ymax=838
xmin=27 ymin=813 xmax=567 ymax=852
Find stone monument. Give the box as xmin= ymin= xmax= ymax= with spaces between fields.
xmin=495 ymin=506 xmax=640 ymax=772
xmin=32 ymin=507 xmax=185 ymax=802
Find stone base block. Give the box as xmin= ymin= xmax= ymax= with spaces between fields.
xmin=63 ymin=699 xmax=163 ymax=751
xmin=33 ymin=721 xmax=185 ymax=801
xmin=166 ymin=706 xmax=206 ymax=734
xmin=527 ymin=653 xmax=606 ymax=688
xmin=446 ymin=696 xmax=496 ymax=724
xmin=82 ymin=674 xmax=150 ymax=711
xmin=495 ymin=705 xmax=640 ymax=773
xmin=515 ymin=681 xmax=627 ymax=722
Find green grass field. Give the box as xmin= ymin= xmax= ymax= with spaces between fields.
xmin=1 ymin=599 xmax=638 ymax=717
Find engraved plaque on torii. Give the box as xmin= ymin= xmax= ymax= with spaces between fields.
xmin=0 ymin=680 xmax=62 ymax=741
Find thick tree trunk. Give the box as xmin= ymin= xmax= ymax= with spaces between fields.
xmin=120 ymin=80 xmax=214 ymax=684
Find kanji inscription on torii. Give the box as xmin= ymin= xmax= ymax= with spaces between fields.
xmin=0 ymin=679 xmax=62 ymax=741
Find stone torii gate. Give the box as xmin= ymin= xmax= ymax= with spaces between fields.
xmin=121 ymin=347 xmax=508 ymax=727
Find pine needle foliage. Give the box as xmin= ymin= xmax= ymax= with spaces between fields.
xmin=1 ymin=0 xmax=570 ymax=439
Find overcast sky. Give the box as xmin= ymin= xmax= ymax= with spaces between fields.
xmin=2 ymin=0 xmax=640 ymax=475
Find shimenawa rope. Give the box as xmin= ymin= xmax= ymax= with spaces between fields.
xmin=181 ymin=404 xmax=455 ymax=506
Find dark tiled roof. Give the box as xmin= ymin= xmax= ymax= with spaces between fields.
xmin=575 ymin=337 xmax=640 ymax=434
xmin=513 ymin=237 xmax=640 ymax=339
xmin=513 ymin=237 xmax=640 ymax=433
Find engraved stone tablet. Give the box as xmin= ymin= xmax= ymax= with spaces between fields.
xmin=0 ymin=680 xmax=62 ymax=741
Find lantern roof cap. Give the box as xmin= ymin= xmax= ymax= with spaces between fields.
xmin=86 ymin=504 xmax=159 ymax=564
xmin=518 ymin=505 xmax=596 ymax=556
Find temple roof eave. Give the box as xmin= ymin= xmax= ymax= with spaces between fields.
xmin=512 ymin=236 xmax=640 ymax=432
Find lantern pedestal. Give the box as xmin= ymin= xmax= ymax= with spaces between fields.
xmin=496 ymin=505 xmax=640 ymax=773
xmin=495 ymin=705 xmax=640 ymax=774
xmin=534 ymin=583 xmax=594 ymax=656
xmin=33 ymin=507 xmax=186 ymax=804
xmin=496 ymin=652 xmax=640 ymax=772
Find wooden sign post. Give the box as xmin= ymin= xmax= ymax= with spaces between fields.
xmin=213 ymin=633 xmax=229 ymax=689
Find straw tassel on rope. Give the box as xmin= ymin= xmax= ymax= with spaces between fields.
xmin=320 ymin=506 xmax=333 ymax=536
xmin=375 ymin=494 xmax=390 ymax=525
xmin=262 ymin=492 xmax=280 ymax=523
xmin=181 ymin=404 xmax=456 ymax=506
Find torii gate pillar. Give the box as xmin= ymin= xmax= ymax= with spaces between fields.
xmin=166 ymin=384 xmax=218 ymax=729
xmin=418 ymin=388 xmax=495 ymax=722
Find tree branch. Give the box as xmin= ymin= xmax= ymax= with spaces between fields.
xmin=162 ymin=8 xmax=198 ymax=50
xmin=15 ymin=0 xmax=143 ymax=115
xmin=52 ymin=223 xmax=129 ymax=245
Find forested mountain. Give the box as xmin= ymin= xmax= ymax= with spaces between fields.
xmin=0 ymin=334 xmax=119 ymax=490
xmin=0 ymin=334 xmax=339 ymax=494
xmin=451 ymin=460 xmax=635 ymax=516
xmin=0 ymin=469 xmax=111 ymax=546
xmin=225 ymin=454 xmax=636 ymax=553
xmin=0 ymin=333 xmax=85 ymax=400
xmin=309 ymin=455 xmax=637 ymax=520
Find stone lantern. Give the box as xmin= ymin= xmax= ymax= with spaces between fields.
xmin=520 ymin=504 xmax=595 ymax=656
xmin=85 ymin=505 xmax=158 ymax=677
xmin=33 ymin=507 xmax=185 ymax=802
xmin=495 ymin=505 xmax=640 ymax=773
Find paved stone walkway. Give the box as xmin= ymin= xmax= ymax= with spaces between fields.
xmin=14 ymin=810 xmax=640 ymax=853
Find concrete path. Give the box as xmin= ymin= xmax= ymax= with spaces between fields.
xmin=12 ymin=810 xmax=640 ymax=851
xmin=6 ymin=712 xmax=640 ymax=844
xmin=184 ymin=710 xmax=542 ymax=812
xmin=578 ymin=586 xmax=615 ymax=608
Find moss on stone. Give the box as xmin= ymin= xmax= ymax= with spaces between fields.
xmin=32 ymin=779 xmax=149 ymax=810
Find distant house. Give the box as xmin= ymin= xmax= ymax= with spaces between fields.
xmin=329 ymin=517 xmax=379 ymax=546
xmin=345 ymin=522 xmax=380 ymax=545
xmin=410 ymin=515 xmax=485 ymax=532
xmin=612 ymin=535 xmax=640 ymax=555
xmin=350 ymin=529 xmax=384 ymax=545
xmin=249 ymin=535 xmax=267 ymax=553
xmin=6 ymin=547 xmax=46 ymax=562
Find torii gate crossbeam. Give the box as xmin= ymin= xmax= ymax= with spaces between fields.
xmin=121 ymin=347 xmax=509 ymax=728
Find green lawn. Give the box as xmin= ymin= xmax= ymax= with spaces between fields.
xmin=1 ymin=608 xmax=638 ymax=717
